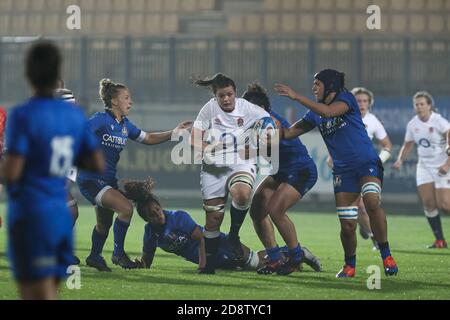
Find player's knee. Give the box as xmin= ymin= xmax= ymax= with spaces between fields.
xmin=118 ymin=201 xmax=134 ymax=219
xmin=363 ymin=198 xmax=381 ymax=214
xmin=341 ymin=220 xmax=357 ymax=234
xmin=438 ymin=203 xmax=450 ymax=215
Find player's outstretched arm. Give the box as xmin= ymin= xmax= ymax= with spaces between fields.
xmin=282 ymin=119 xmax=315 ymax=139
xmin=393 ymin=140 xmax=415 ymax=170
xmin=274 ymin=83 xmax=349 ymax=118
xmin=142 ymin=121 xmax=193 ymax=145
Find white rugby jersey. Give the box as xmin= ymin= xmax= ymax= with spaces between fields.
xmin=405 ymin=112 xmax=450 ymax=167
xmin=362 ymin=112 xmax=388 ymax=141
xmin=193 ymin=97 xmax=269 ymax=165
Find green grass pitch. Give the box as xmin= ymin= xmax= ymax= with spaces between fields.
xmin=1 ymin=205 xmax=449 ymax=300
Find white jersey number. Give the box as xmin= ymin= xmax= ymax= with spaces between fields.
xmin=50 ymin=136 xmax=74 ymax=177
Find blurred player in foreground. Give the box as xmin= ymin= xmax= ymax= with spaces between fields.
xmin=122 ymin=178 xmax=321 ymax=272
xmin=393 ymin=91 xmax=450 ymax=249
xmin=2 ymin=41 xmax=103 ymax=299
xmin=275 ymin=69 xmax=398 ymax=278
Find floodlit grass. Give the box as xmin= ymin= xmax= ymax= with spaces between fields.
xmin=1 ymin=205 xmax=449 ymax=300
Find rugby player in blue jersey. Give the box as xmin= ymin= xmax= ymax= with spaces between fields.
xmin=242 ymin=83 xmax=322 ymax=275
xmin=275 ymin=69 xmax=398 ymax=277
xmin=77 ymin=78 xmax=191 ymax=271
xmin=121 ymin=178 xmax=321 ymax=272
xmin=2 ymin=41 xmax=104 ymax=299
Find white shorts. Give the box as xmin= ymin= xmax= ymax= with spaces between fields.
xmin=66 ymin=167 xmax=77 ymax=183
xmin=416 ymin=164 xmax=450 ymax=189
xmin=200 ymin=163 xmax=257 ymax=200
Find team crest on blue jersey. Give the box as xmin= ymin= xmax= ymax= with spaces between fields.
xmin=334 ymin=175 xmax=342 ymax=188
xmin=237 ymin=118 xmax=244 ymax=127
xmin=122 ymin=126 xmax=128 ymax=136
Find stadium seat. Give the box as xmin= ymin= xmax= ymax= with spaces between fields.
xmin=317 ymin=0 xmax=335 ymax=10
xmin=351 ymin=0 xmax=370 ymax=9
xmin=410 ymin=14 xmax=426 ymax=33
xmin=163 ymin=0 xmax=179 ymax=12
xmin=228 ymin=15 xmax=244 ymax=33
xmin=0 ymin=15 xmax=10 ymax=35
xmin=43 ymin=14 xmax=61 ymax=34
xmin=30 ymin=0 xmax=46 ymax=11
xmin=197 ymin=0 xmax=216 ymax=10
xmin=335 ymin=0 xmax=352 ymax=10
xmin=111 ymin=14 xmax=128 ymax=34
xmin=298 ymin=13 xmax=315 ymax=32
xmin=390 ymin=0 xmax=407 ymax=10
xmin=128 ymin=13 xmax=145 ymax=34
xmin=409 ymin=0 xmax=425 ymax=10
xmin=112 ymin=0 xmax=129 ymax=12
xmin=95 ymin=0 xmax=112 ymax=11
xmin=11 ymin=14 xmax=27 ymax=34
xmin=263 ymin=0 xmax=280 ymax=11
xmin=162 ymin=14 xmax=179 ymax=33
xmin=148 ymin=0 xmax=163 ymax=12
xmin=93 ymin=13 xmax=111 ymax=34
xmin=280 ymin=13 xmax=297 ymax=33
xmin=427 ymin=0 xmax=444 ymax=10
xmin=263 ymin=13 xmax=279 ymax=33
xmin=336 ymin=14 xmax=352 ymax=33
xmin=28 ymin=14 xmax=43 ymax=33
xmin=129 ymin=0 xmax=146 ymax=12
xmin=180 ymin=0 xmax=197 ymax=12
xmin=13 ymin=0 xmax=30 ymax=12
xmin=145 ymin=14 xmax=162 ymax=34
xmin=78 ymin=0 xmax=96 ymax=11
xmin=298 ymin=0 xmax=315 ymax=10
xmin=80 ymin=13 xmax=93 ymax=34
xmin=390 ymin=14 xmax=407 ymax=33
xmin=428 ymin=14 xmax=445 ymax=32
xmin=317 ymin=13 xmax=333 ymax=32
xmin=245 ymin=14 xmax=262 ymax=33
xmin=282 ymin=0 xmax=298 ymax=11
xmin=0 ymin=0 xmax=13 ymax=11
xmin=353 ymin=14 xmax=367 ymax=33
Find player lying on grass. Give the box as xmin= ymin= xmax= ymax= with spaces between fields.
xmin=121 ymin=178 xmax=322 ymax=272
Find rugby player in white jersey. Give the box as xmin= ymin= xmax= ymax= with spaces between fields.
xmin=394 ymin=91 xmax=450 ymax=249
xmin=190 ymin=73 xmax=270 ymax=274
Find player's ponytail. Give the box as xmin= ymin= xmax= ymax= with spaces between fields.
xmin=193 ymin=73 xmax=236 ymax=94
xmin=99 ymin=78 xmax=127 ymax=109
xmin=242 ymin=82 xmax=271 ymax=111
xmin=122 ymin=178 xmax=159 ymax=222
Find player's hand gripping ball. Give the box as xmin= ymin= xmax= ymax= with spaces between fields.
xmin=251 ymin=116 xmax=277 ymax=147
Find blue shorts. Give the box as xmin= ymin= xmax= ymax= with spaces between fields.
xmin=333 ymin=159 xmax=384 ymax=194
xmin=272 ymin=161 xmax=318 ymax=196
xmin=77 ymin=177 xmax=118 ymax=206
xmin=7 ymin=201 xmax=73 ymax=281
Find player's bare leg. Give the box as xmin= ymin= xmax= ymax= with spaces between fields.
xmin=361 ymin=176 xmax=398 ymax=276
xmin=18 ymin=278 xmax=59 ymax=300
xmin=335 ymin=192 xmax=359 ymax=278
xmin=421 ymin=184 xmax=448 ymax=248
xmin=99 ymin=189 xmax=137 ymax=269
xmin=86 ymin=206 xmax=113 ymax=272
xmin=358 ymin=198 xmax=379 ymax=250
xmin=201 ymin=197 xmax=226 ymax=274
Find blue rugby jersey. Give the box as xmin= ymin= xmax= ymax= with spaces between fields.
xmin=6 ymin=97 xmax=98 ymax=213
xmin=302 ymin=91 xmax=378 ymax=169
xmin=77 ymin=111 xmax=145 ymax=181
